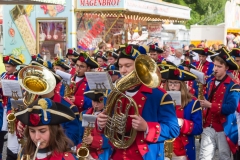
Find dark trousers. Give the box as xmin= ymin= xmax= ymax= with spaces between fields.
xmin=6 ymin=148 xmax=17 ymax=160
xmin=0 ymin=131 xmax=7 ymax=160
xmin=233 ymin=146 xmax=240 ymax=160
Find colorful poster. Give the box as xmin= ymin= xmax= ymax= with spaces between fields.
xmin=3 ymin=2 xmax=73 ymax=65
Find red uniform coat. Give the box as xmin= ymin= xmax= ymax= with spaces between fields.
xmin=69 ymin=66 xmax=76 ymax=76
xmin=72 ymin=76 xmax=91 ymax=113
xmin=189 ymin=61 xmax=214 ymax=98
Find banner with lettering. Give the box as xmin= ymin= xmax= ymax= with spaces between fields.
xmin=77 ymin=14 xmax=105 ymax=50
xmin=77 ymin=0 xmax=124 ymax=9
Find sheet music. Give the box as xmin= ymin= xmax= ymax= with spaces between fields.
xmin=56 ymin=70 xmax=71 ymax=85
xmin=1 ymin=79 xmax=23 ymax=98
xmin=82 ymin=114 xmax=97 ymax=127
xmin=167 ymin=91 xmax=181 ymax=105
xmin=190 ymin=68 xmax=206 ymax=84
xmin=85 ymin=72 xmax=112 ymax=90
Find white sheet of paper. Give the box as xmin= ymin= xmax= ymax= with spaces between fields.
xmin=85 ymin=72 xmax=112 ymax=90
xmin=167 ymin=91 xmax=181 ymax=105
xmin=1 ymin=79 xmax=23 ymax=98
xmin=82 ymin=114 xmax=97 ymax=127
xmin=190 ymin=68 xmax=206 ymax=84
xmin=56 ymin=70 xmax=71 ymax=85
xmin=10 ymin=99 xmax=25 ymax=110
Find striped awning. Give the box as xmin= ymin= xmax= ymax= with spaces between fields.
xmin=0 ymin=0 xmax=66 ymax=5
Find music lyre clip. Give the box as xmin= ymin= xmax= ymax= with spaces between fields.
xmin=12 ymin=91 xmax=19 ymax=100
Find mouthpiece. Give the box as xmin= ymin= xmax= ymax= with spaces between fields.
xmin=33 ymin=141 xmax=41 ymax=160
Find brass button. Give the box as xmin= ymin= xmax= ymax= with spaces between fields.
xmin=136 ymin=150 xmax=139 ymax=153
xmin=64 ymin=153 xmax=68 ymax=156
xmin=100 ymin=140 xmax=102 ymax=142
xmin=82 ymin=88 xmax=85 ymax=90
xmin=154 ymin=138 xmax=157 ymax=141
xmin=142 ymin=97 xmax=145 ymax=100
xmin=156 ymin=125 xmax=159 ymax=128
xmin=156 ymin=131 xmax=159 ymax=134
xmin=141 ymin=140 xmax=144 ymax=143
xmin=143 ymin=147 xmax=147 ymax=150
xmin=138 ymin=105 xmax=142 ymax=108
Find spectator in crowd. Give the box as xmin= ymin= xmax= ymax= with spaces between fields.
xmin=173 ymin=48 xmax=185 ymax=66
xmin=162 ymin=45 xmax=175 ymax=62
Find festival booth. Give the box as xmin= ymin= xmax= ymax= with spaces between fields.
xmin=2 ymin=0 xmax=76 ymax=64
xmin=224 ymin=0 xmax=240 ymax=49
xmin=75 ymin=0 xmax=191 ymax=51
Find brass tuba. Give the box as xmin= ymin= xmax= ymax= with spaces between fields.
xmin=104 ymin=54 xmax=161 ymax=149
xmin=18 ymin=65 xmax=56 ymax=106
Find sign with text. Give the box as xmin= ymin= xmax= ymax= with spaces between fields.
xmin=77 ymin=0 xmax=124 ymax=9
xmin=78 ymin=18 xmax=105 ymax=50
xmin=126 ymin=0 xmax=190 ymax=20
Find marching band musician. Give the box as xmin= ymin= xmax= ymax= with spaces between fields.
xmin=189 ymin=48 xmax=215 ymax=98
xmin=229 ymin=48 xmax=240 ymax=84
xmin=50 ymin=58 xmax=81 ymax=146
xmin=106 ymin=50 xmax=118 ymax=65
xmin=15 ymin=98 xmax=78 ymax=160
xmin=148 ymin=44 xmax=164 ymax=63
xmin=97 ymin=45 xmax=180 ymax=160
xmin=77 ymin=91 xmax=112 ymax=160
xmin=229 ymin=48 xmax=240 ymax=160
xmin=106 ymin=64 xmax=121 ymax=85
xmin=180 ymin=59 xmax=197 ymax=71
xmin=0 ymin=55 xmax=22 ymax=160
xmin=52 ymin=57 xmax=71 ymax=73
xmin=163 ymin=65 xmax=203 ymax=160
xmin=199 ymin=48 xmax=240 ymax=160
xmin=16 ymin=56 xmax=81 ymax=147
xmin=94 ymin=51 xmax=108 ymax=69
xmin=66 ymin=48 xmax=80 ymax=76
xmin=157 ymin=61 xmax=176 ymax=89
xmin=67 ymin=53 xmax=99 ymax=113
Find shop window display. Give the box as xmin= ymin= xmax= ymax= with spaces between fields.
xmin=36 ymin=18 xmax=67 ymax=61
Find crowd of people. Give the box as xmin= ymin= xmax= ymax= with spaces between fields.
xmin=0 ymin=41 xmax=239 ymax=160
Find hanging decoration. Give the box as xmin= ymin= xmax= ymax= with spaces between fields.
xmin=8 ymin=21 xmax=16 ymax=45
xmin=25 ymin=5 xmax=34 ymax=17
xmin=40 ymin=4 xmax=65 ymax=17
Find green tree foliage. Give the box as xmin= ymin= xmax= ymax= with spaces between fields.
xmin=164 ymin=0 xmax=226 ymax=28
